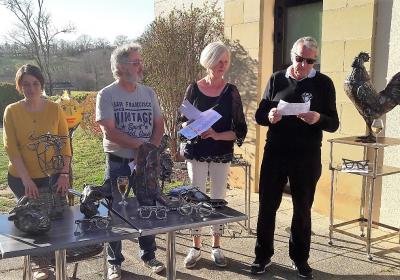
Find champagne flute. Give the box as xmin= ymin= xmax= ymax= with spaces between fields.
xmin=371 ymin=119 xmax=384 ymax=143
xmin=117 ymin=176 xmax=129 ymax=206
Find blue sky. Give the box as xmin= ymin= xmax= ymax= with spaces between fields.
xmin=0 ymin=0 xmax=155 ymax=43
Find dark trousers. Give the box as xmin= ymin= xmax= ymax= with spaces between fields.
xmin=8 ymin=173 xmax=60 ymax=199
xmin=254 ymin=148 xmax=321 ymax=263
xmin=104 ymin=156 xmax=157 ymax=266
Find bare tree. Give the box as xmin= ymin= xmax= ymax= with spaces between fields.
xmin=75 ymin=34 xmax=94 ymax=53
xmin=0 ymin=0 xmax=75 ymax=95
xmin=113 ymin=35 xmax=129 ymax=46
xmin=138 ymin=3 xmax=224 ymax=159
xmin=93 ymin=37 xmax=111 ymax=49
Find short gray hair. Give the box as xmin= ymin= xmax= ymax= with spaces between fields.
xmin=110 ymin=43 xmax=141 ymax=79
xmin=200 ymin=41 xmax=230 ymax=70
xmin=291 ymin=36 xmax=318 ymax=54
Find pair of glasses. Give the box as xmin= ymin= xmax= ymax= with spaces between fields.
xmin=75 ymin=215 xmax=111 ymax=231
xmin=125 ymin=60 xmax=143 ymax=66
xmin=138 ymin=206 xmax=167 ymax=219
xmin=294 ymin=53 xmax=316 ymax=64
xmin=342 ymin=158 xmax=369 ymax=169
xmin=177 ymin=202 xmax=215 ymax=217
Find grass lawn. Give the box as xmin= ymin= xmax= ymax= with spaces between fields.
xmin=0 ymin=127 xmax=184 ymax=213
xmin=0 ymin=127 xmax=105 ymax=212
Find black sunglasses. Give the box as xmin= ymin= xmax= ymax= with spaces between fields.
xmin=294 ymin=53 xmax=316 ymax=64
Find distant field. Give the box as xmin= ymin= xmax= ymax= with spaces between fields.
xmin=0 ymin=56 xmax=34 ymax=82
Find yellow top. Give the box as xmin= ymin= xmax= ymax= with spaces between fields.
xmin=3 ymin=99 xmax=72 ymax=178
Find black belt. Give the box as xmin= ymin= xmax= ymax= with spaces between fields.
xmin=106 ymin=153 xmax=134 ymax=164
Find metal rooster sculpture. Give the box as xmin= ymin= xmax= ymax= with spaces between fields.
xmin=344 ymin=52 xmax=400 ymax=142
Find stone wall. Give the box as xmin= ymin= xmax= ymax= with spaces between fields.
xmin=314 ymin=0 xmax=376 ymax=219
xmin=224 ymin=0 xmax=261 ymax=192
xmin=381 ymin=1 xmax=400 ymax=228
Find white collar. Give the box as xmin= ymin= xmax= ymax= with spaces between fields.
xmin=285 ymin=66 xmax=316 ymax=81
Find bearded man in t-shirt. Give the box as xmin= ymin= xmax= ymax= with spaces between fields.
xmin=96 ymin=43 xmax=165 ymax=280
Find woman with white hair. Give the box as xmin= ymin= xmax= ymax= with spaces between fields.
xmin=179 ymin=41 xmax=247 ymax=268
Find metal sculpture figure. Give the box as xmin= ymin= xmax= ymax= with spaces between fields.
xmin=79 ymin=180 xmax=113 ymax=218
xmin=134 ymin=142 xmax=160 ymax=206
xmin=26 ymin=132 xmax=68 ymax=218
xmin=27 ymin=133 xmax=68 ymax=176
xmin=344 ymin=52 xmax=400 ymax=142
xmin=134 ymin=142 xmax=178 ymax=207
xmin=8 ymin=196 xmax=51 ymax=234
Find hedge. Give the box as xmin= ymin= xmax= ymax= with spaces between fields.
xmin=0 ymin=83 xmax=22 ymax=124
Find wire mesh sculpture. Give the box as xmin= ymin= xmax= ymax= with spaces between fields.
xmin=27 ymin=133 xmax=68 ymax=176
xmin=26 ymin=132 xmax=69 ymax=219
xmin=8 ymin=196 xmax=51 ymax=234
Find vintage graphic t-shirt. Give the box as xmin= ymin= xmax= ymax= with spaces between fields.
xmin=96 ymin=82 xmax=161 ymax=158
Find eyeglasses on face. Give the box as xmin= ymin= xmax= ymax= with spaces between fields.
xmin=342 ymin=158 xmax=369 ymax=169
xmin=138 ymin=206 xmax=167 ymax=219
xmin=294 ymin=53 xmax=316 ymax=64
xmin=124 ymin=60 xmax=143 ymax=66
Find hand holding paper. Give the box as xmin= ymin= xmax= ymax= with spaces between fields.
xmin=179 ymin=100 xmax=222 ymax=140
xmin=277 ymin=100 xmax=310 ymax=115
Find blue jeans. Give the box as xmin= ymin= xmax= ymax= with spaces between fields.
xmin=104 ymin=157 xmax=157 ymax=266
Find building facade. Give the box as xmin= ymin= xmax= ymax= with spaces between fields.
xmin=155 ymin=0 xmax=400 ymax=227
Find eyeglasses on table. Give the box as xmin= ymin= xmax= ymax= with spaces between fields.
xmin=137 ymin=202 xmax=216 ymax=220
xmin=75 ymin=215 xmax=112 ymax=232
xmin=342 ymin=158 xmax=369 ymax=169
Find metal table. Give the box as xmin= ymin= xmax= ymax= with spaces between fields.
xmin=0 ymin=204 xmax=139 ymax=280
xmin=111 ymin=197 xmax=247 ymax=280
xmin=328 ymin=136 xmax=400 ymax=260
xmin=231 ymin=155 xmax=252 ymax=234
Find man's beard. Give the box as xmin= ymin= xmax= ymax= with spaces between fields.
xmin=126 ymin=72 xmax=143 ymax=84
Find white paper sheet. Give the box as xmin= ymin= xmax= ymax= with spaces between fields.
xmin=277 ymin=100 xmax=310 ymax=115
xmin=179 ymin=100 xmax=202 ymax=121
xmin=178 ymin=101 xmax=222 ymax=140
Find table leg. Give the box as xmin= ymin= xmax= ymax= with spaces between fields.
xmin=247 ymin=164 xmax=251 ymax=234
xmin=166 ymin=231 xmax=176 ymax=280
xmin=366 ymin=146 xmax=379 ymax=260
xmin=103 ymin=243 xmax=108 ymax=280
xmin=23 ymin=255 xmax=32 ymax=280
xmin=55 ymin=249 xmax=67 ymax=280
xmin=366 ymin=177 xmax=375 ymax=260
xmin=244 ymin=164 xmax=251 ymax=234
xmin=243 ymin=165 xmax=248 ymax=229
xmin=360 ymin=146 xmax=368 ymax=237
xmin=360 ymin=177 xmax=367 ymax=237
xmin=329 ymin=168 xmax=335 ymax=245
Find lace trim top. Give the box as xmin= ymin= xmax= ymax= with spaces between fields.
xmin=178 ymin=82 xmax=247 ymax=162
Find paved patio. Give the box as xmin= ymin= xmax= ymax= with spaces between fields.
xmin=0 ymin=187 xmax=399 ymax=279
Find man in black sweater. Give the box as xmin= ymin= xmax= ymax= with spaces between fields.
xmin=251 ymin=36 xmax=339 ymax=279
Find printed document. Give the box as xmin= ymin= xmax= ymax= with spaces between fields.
xmin=178 ymin=100 xmax=222 ymax=140
xmin=277 ymin=100 xmax=310 ymax=115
